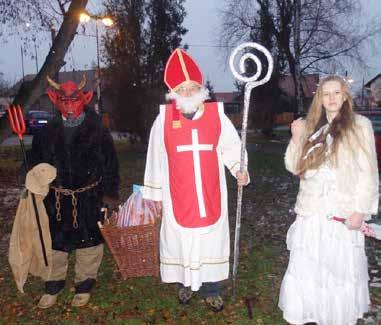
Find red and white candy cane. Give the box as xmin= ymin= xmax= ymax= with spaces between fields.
xmin=327 ymin=214 xmax=377 ymax=238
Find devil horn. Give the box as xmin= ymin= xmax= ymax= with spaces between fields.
xmin=46 ymin=75 xmax=60 ymax=90
xmin=78 ymin=74 xmax=87 ymax=91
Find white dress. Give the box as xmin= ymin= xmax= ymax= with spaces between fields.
xmin=279 ymin=163 xmax=370 ymax=325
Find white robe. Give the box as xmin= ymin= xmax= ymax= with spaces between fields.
xmin=279 ymin=114 xmax=379 ymax=324
xmin=142 ymin=102 xmax=247 ymax=291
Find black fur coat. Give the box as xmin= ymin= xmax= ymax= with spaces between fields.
xmin=28 ymin=110 xmax=119 ymax=252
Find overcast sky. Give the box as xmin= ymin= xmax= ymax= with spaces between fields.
xmin=0 ymin=0 xmax=380 ymax=91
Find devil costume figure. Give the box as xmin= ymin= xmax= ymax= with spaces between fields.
xmin=28 ymin=76 xmax=119 ymax=309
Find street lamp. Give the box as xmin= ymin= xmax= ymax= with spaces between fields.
xmin=344 ymin=70 xmax=354 ymax=84
xmin=79 ymin=11 xmax=114 ymax=116
xmin=23 ymin=22 xmax=39 ymax=74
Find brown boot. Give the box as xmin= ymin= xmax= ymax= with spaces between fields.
xmin=71 ymin=293 xmax=91 ymax=307
xmin=37 ymin=294 xmax=58 ymax=309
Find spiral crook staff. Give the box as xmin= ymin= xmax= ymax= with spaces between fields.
xmin=229 ymin=42 xmax=273 ymax=294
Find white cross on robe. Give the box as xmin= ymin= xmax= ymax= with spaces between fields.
xmin=176 ymin=129 xmax=213 ymax=218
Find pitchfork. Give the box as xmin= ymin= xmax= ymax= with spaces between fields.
xmin=7 ymin=105 xmax=28 ymax=167
xmin=7 ymin=105 xmax=49 ymax=267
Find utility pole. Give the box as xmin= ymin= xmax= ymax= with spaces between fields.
xmin=51 ymin=27 xmax=59 ymax=84
xmin=50 ymin=27 xmax=56 ymax=46
xmin=79 ymin=11 xmax=114 ymax=120
xmin=361 ymin=77 xmax=365 ymax=109
xmin=34 ymin=41 xmax=39 ymax=73
xmin=20 ymin=46 xmax=25 ymax=81
xmin=294 ymin=0 xmax=303 ymax=115
xmin=95 ymin=20 xmax=101 ymax=115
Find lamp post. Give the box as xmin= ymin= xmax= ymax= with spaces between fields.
xmin=79 ymin=12 xmax=114 ymax=116
xmin=344 ymin=70 xmax=354 ymax=84
xmin=24 ymin=22 xmax=39 ymax=75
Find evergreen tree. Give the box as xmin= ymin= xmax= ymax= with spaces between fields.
xmin=205 ymin=79 xmax=217 ymax=102
xmin=103 ymin=0 xmax=187 ymax=141
xmin=141 ymin=0 xmax=187 ymax=138
xmin=103 ymin=0 xmax=146 ymax=135
xmin=145 ymin=0 xmax=187 ymax=86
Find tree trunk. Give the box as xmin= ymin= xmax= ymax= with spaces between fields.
xmin=0 ymin=0 xmax=88 ymax=142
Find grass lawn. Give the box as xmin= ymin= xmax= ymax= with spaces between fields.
xmin=2 ymin=136 xmax=372 ymax=324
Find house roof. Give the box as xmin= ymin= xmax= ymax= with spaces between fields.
xmin=365 ymin=74 xmax=381 ymax=88
xmin=279 ymin=74 xmax=319 ymax=98
xmin=214 ymin=74 xmax=319 ymax=103
xmin=10 ymin=69 xmax=99 ymax=96
xmin=0 ymin=96 xmax=12 ymax=107
xmin=214 ymin=92 xmax=240 ymax=102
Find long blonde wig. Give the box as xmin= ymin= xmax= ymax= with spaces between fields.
xmin=296 ymin=75 xmax=357 ymax=176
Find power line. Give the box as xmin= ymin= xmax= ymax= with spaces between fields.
xmin=185 ymin=44 xmax=234 ymax=48
xmin=70 ymin=49 xmax=76 ymax=71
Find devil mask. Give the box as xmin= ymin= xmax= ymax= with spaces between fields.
xmin=46 ymin=75 xmax=93 ymax=119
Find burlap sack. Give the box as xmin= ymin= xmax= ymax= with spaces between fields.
xmin=8 ymin=163 xmax=56 ymax=293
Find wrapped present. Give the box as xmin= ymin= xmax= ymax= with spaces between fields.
xmin=117 ymin=185 xmax=161 ymax=227
xmin=98 ymin=185 xmax=161 ymax=280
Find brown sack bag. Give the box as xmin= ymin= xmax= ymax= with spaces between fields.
xmin=8 ymin=163 xmax=56 ymax=293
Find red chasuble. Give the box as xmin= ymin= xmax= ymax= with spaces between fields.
xmin=164 ymin=102 xmax=222 ymax=228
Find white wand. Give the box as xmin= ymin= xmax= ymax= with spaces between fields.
xmin=229 ymin=42 xmax=274 ymax=294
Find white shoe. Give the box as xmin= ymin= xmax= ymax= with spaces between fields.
xmin=37 ymin=294 xmax=58 ymax=309
xmin=71 ymin=293 xmax=91 ymax=307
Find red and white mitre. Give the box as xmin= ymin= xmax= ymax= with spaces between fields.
xmin=164 ymin=48 xmax=204 ymax=129
xmin=164 ymin=48 xmax=203 ymax=91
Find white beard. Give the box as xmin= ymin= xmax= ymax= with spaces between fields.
xmin=166 ymin=87 xmax=210 ymax=114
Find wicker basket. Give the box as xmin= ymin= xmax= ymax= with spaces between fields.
xmin=98 ymin=211 xmax=160 ymax=280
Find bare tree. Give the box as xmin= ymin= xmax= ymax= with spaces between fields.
xmin=0 ymin=73 xmax=11 ymax=96
xmin=0 ymin=0 xmax=89 ymax=141
xmin=219 ymin=0 xmax=381 ymax=99
xmin=0 ymin=0 xmax=72 ymax=45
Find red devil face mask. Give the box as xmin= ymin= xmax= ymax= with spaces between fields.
xmin=47 ymin=76 xmax=93 ymax=118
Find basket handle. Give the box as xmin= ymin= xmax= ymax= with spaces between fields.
xmin=99 ymin=207 xmax=110 ymax=228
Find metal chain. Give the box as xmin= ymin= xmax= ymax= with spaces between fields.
xmin=71 ymin=193 xmax=78 ymax=229
xmin=55 ymin=189 xmax=62 ymax=221
xmin=52 ymin=177 xmax=102 ymax=229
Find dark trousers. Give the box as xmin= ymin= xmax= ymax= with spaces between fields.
xmin=178 ymin=282 xmax=220 ymax=297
